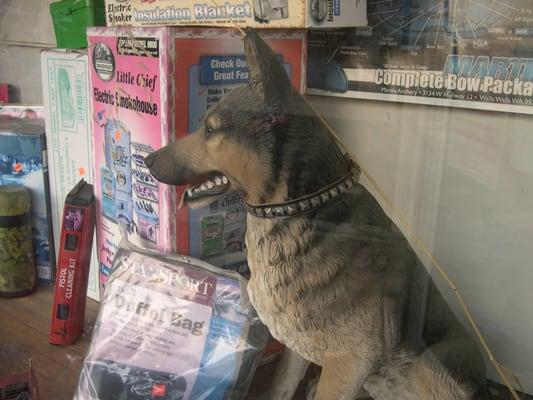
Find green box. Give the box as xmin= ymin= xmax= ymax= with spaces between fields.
xmin=50 ymin=0 xmax=105 ymax=49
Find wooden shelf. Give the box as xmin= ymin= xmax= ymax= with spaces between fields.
xmin=0 ymin=286 xmax=315 ymax=400
xmin=0 ymin=287 xmax=99 ymax=399
xmin=1 ymin=286 xmax=524 ymax=400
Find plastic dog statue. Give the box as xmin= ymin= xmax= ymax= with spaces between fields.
xmin=145 ymin=29 xmax=488 ymax=400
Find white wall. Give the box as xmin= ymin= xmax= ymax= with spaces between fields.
xmin=0 ymin=0 xmax=56 ymax=103
xmin=309 ymin=95 xmax=533 ymax=393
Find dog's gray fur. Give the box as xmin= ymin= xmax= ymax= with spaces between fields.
xmin=145 ymin=29 xmax=488 ymax=400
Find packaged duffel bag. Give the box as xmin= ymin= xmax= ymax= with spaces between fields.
xmin=75 ymin=241 xmax=268 ymax=400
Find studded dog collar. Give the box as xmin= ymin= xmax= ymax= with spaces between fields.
xmin=245 ymin=159 xmax=361 ymax=219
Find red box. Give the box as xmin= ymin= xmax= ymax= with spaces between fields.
xmin=0 ymin=84 xmax=8 ymax=103
xmin=49 ymin=181 xmax=95 ymax=345
xmin=88 ymin=28 xmax=306 ymax=290
xmin=173 ymin=29 xmax=306 ymax=274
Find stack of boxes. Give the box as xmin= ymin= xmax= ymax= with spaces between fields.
xmin=88 ymin=0 xmax=367 ymax=294
xmin=5 ymin=0 xmax=370 ymax=393
xmin=87 ymin=27 xmax=308 ymax=289
xmin=84 ymin=0 xmax=366 ymax=373
xmin=38 ymin=0 xmax=366 ymax=318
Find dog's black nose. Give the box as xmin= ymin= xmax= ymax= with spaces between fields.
xmin=144 ymin=153 xmax=156 ymax=168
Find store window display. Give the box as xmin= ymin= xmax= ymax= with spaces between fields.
xmin=1 ymin=1 xmax=532 ymax=399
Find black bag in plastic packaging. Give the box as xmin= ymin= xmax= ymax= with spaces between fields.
xmin=75 ymin=241 xmax=268 ymax=400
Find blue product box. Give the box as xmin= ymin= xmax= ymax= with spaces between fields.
xmin=0 ymin=117 xmax=56 ymax=284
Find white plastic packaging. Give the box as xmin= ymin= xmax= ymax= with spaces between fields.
xmin=75 ymin=241 xmax=268 ymax=400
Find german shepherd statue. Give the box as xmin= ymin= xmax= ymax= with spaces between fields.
xmin=145 ymin=30 xmax=488 ymax=400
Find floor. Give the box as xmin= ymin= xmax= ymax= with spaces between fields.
xmin=0 ymin=286 xmax=311 ymax=400
xmin=0 ymin=287 xmax=529 ymax=400
xmin=0 ymin=287 xmax=99 ymax=399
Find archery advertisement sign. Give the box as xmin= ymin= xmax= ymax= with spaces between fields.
xmin=307 ymin=0 xmax=533 ymax=115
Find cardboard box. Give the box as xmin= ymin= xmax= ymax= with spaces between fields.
xmin=0 ymin=117 xmax=56 ymax=284
xmin=0 ymin=105 xmax=45 ymax=119
xmin=105 ymin=0 xmax=367 ymax=28
xmin=173 ymin=29 xmax=306 ymax=274
xmin=88 ymin=27 xmax=174 ymax=291
xmin=88 ymin=27 xmax=306 ymax=289
xmin=40 ymin=50 xmax=101 ymax=301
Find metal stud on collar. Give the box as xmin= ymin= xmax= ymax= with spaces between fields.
xmin=245 ymin=159 xmax=361 ymax=219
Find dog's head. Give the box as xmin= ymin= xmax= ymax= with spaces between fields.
xmin=145 ymin=29 xmax=346 ymax=208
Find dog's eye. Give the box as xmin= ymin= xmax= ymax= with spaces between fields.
xmin=206 ymin=126 xmax=214 ymax=135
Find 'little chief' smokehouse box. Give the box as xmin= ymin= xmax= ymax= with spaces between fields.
xmin=88 ymin=27 xmax=307 ymax=291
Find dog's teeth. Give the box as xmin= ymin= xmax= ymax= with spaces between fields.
xmin=187 ymin=189 xmax=194 ymax=196
xmin=222 ymin=176 xmax=228 ymax=184
xmin=207 ymin=181 xmax=214 ymax=189
xmin=200 ymin=184 xmax=208 ymax=191
xmin=215 ymin=177 xmax=222 ymax=185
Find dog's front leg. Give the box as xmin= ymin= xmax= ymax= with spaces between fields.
xmin=313 ymin=351 xmax=372 ymax=400
xmin=268 ymin=348 xmax=310 ymax=400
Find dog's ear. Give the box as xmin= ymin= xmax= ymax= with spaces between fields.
xmin=244 ymin=29 xmax=292 ymax=104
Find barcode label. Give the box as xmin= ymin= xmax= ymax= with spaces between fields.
xmin=76 ymin=77 xmax=86 ymax=123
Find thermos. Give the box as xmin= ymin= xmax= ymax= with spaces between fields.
xmin=0 ymin=185 xmax=36 ymax=297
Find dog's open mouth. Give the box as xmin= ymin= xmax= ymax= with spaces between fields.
xmin=182 ymin=174 xmax=230 ymax=208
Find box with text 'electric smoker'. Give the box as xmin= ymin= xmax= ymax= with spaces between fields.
xmin=105 ymin=0 xmax=367 ymax=29
xmin=88 ymin=27 xmax=306 ymax=290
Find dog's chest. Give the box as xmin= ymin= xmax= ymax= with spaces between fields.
xmin=245 ymin=218 xmax=328 ymax=359
xmin=247 ymin=268 xmax=322 ymax=360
